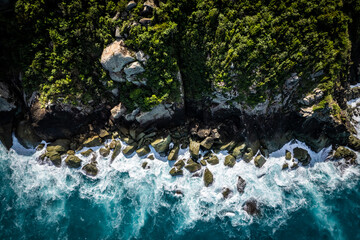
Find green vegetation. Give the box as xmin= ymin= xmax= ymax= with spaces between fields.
xmin=0 ymin=0 xmax=359 ymax=109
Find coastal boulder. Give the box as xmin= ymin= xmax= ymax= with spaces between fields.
xmin=237 ymin=176 xmax=246 ymax=194
xmin=65 ymin=155 xmax=82 ymax=168
xmin=189 ymin=139 xmax=200 ymax=159
xmin=123 ymin=143 xmax=137 ymax=156
xmin=168 ymin=144 xmax=180 ymax=161
xmin=285 ymin=150 xmax=292 ymax=160
xmin=184 ymin=159 xmax=201 ymax=173
xmin=293 ymin=147 xmax=311 ymax=166
xmin=99 ymin=147 xmax=110 ymax=157
xmin=46 ymin=139 xmax=70 ymax=154
xmin=111 ymin=141 xmax=122 ymax=161
xmin=203 ymin=168 xmax=214 ymax=187
xmin=46 ymin=151 xmax=62 ymax=167
xmin=169 ymin=167 xmax=183 ymax=176
xmin=82 ymin=162 xmax=99 ymax=176
xmin=222 ymin=188 xmax=232 ymax=199
xmin=206 ymin=154 xmax=219 ymax=165
xmin=243 ymin=198 xmax=260 ymax=216
xmin=254 ymin=155 xmax=266 ymax=168
xmin=81 ymin=149 xmax=93 ymax=157
xmin=224 ymin=155 xmax=236 ymax=167
xmin=243 ymin=148 xmax=254 ymax=162
xmin=111 ymin=103 xmax=127 ymax=120
xmin=232 ymin=143 xmax=246 ymax=158
xmin=333 ymin=146 xmax=357 ymax=164
xmin=136 ymin=145 xmax=150 ymax=157
xmin=151 ymin=135 xmax=171 ymax=153
xmin=348 ymin=135 xmax=360 ymax=151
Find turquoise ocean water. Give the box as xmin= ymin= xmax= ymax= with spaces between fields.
xmin=0 ymin=137 xmax=360 ymax=240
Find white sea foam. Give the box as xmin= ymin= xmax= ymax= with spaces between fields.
xmin=2 ymin=135 xmax=359 ymax=239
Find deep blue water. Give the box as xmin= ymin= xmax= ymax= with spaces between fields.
xmin=0 ymin=139 xmax=360 ymax=240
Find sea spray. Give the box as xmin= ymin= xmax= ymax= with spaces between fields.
xmin=0 ymin=137 xmax=359 ymax=239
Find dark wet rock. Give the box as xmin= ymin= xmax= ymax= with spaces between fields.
xmin=348 ymin=135 xmax=360 ymax=151
xmin=242 ymin=198 xmax=260 ymax=216
xmin=224 ymin=155 xmax=236 ymax=167
xmin=185 ymin=159 xmax=201 ymax=173
xmin=46 ymin=151 xmax=62 ymax=167
xmin=136 ymin=145 xmax=150 ymax=157
xmin=200 ymin=137 xmax=214 ymax=150
xmin=65 ymin=155 xmax=82 ymax=168
xmin=82 ymin=162 xmax=99 ymax=176
xmin=232 ymin=143 xmax=246 ymax=158
xmin=15 ymin=120 xmax=41 ymax=149
xmin=168 ymin=144 xmax=180 ymax=161
xmin=123 ymin=143 xmax=137 ymax=156
xmin=285 ymin=150 xmax=292 ymax=160
xmin=111 ymin=141 xmax=122 ymax=161
xmin=206 ymin=154 xmax=219 ymax=165
xmin=243 ymin=148 xmax=254 ymax=162
xmin=200 ymin=159 xmax=207 ymax=166
xmin=254 ymin=155 xmax=266 ymax=168
xmin=36 ymin=143 xmax=45 ymax=151
xmin=222 ymin=188 xmax=232 ymax=199
xmin=148 ymin=154 xmax=155 ymax=160
xmin=151 ymin=135 xmax=171 ymax=153
xmin=47 ymin=139 xmax=70 ymax=154
xmin=189 ymin=139 xmax=200 ymax=159
xmin=83 ymin=136 xmax=102 ymax=147
xmin=67 ymin=150 xmax=75 ymax=155
xmin=169 ymin=167 xmax=183 ymax=176
xmin=282 ymin=162 xmax=289 ymax=170
xmin=174 ymin=159 xmax=185 ymax=169
xmin=203 ymin=168 xmax=214 ymax=187
xmin=333 ymin=146 xmax=357 ymax=164
xmin=237 ymin=176 xmax=246 ymax=194
xmin=109 ymin=140 xmax=118 ymax=149
xmin=99 ymin=147 xmax=110 ymax=157
xmin=293 ymin=147 xmax=311 ymax=166
xmin=81 ymin=149 xmax=93 ymax=157
xmin=142 ymin=162 xmax=148 ymax=169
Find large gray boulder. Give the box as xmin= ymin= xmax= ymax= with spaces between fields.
xmin=101 ymin=40 xmax=135 ymax=73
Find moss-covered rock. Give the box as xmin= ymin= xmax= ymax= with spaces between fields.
xmin=348 ymin=135 xmax=360 ymax=151
xmin=174 ymin=159 xmax=185 ymax=169
xmin=243 ymin=148 xmax=254 ymax=162
xmin=254 ymin=155 xmax=266 ymax=168
xmin=168 ymin=144 xmax=180 ymax=161
xmin=65 ymin=155 xmax=82 ymax=168
xmin=285 ymin=150 xmax=292 ymax=160
xmin=169 ymin=167 xmax=183 ymax=176
xmin=333 ymin=146 xmax=357 ymax=164
xmin=232 ymin=143 xmax=246 ymax=158
xmin=282 ymin=162 xmax=289 ymax=170
xmin=189 ymin=139 xmax=200 ymax=160
xmin=293 ymin=147 xmax=311 ymax=166
xmin=184 ymin=159 xmax=201 ymax=173
xmin=200 ymin=137 xmax=214 ymax=150
xmin=136 ymin=146 xmax=150 ymax=157
xmin=46 ymin=139 xmax=70 ymax=154
xmin=206 ymin=154 xmax=219 ymax=165
xmin=203 ymin=168 xmax=214 ymax=187
xmin=99 ymin=147 xmax=110 ymax=157
xmin=46 ymin=151 xmax=62 ymax=167
xmin=82 ymin=162 xmax=98 ymax=176
xmin=151 ymin=135 xmax=171 ymax=153
xmin=123 ymin=143 xmax=137 ymax=156
xmin=111 ymin=141 xmax=122 ymax=161
xmin=83 ymin=136 xmax=102 ymax=147
xmin=81 ymin=149 xmax=93 ymax=157
xmin=224 ymin=155 xmax=236 ymax=167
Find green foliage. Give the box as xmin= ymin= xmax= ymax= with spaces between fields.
xmin=1 ymin=0 xmax=357 ymax=109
